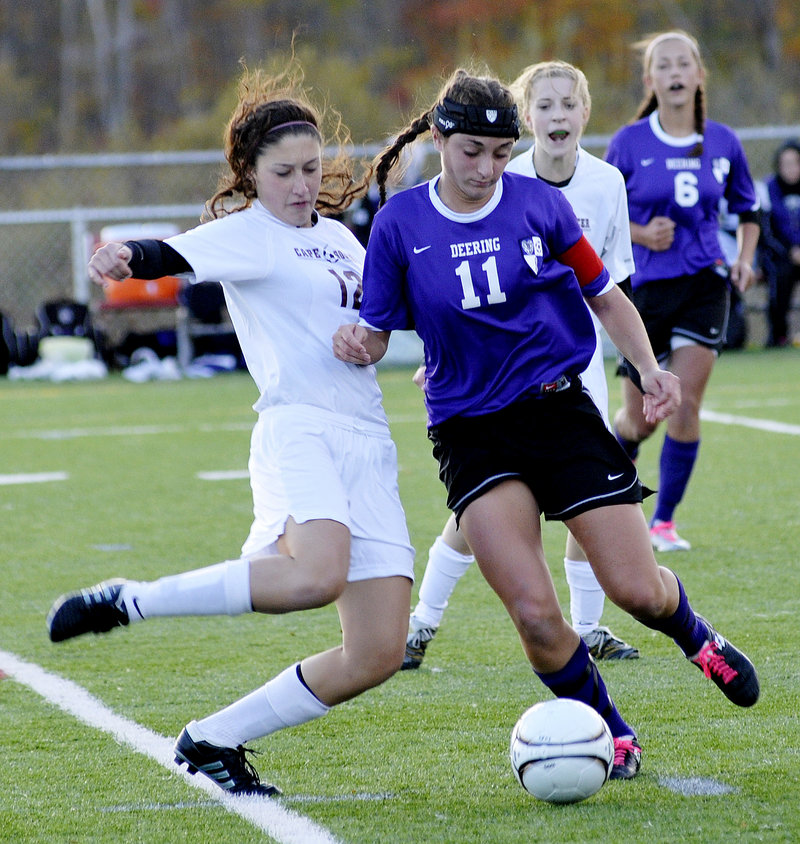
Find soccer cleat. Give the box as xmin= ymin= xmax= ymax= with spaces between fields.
xmin=650 ymin=520 xmax=691 ymax=552
xmin=47 ymin=579 xmax=132 ymax=642
xmin=690 ymin=617 xmax=759 ymax=707
xmin=401 ymin=625 xmax=437 ymax=670
xmin=581 ymin=626 xmax=640 ymax=660
xmin=173 ymin=728 xmax=280 ymax=797
xmin=609 ymin=737 xmax=642 ymax=780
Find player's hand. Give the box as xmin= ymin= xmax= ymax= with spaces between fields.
xmin=641 ymin=216 xmax=676 ymax=252
xmin=333 ymin=323 xmax=372 ymax=365
xmin=412 ymin=365 xmax=426 ymax=390
xmin=88 ymin=242 xmax=133 ymax=287
xmin=729 ymin=259 xmax=755 ymax=293
xmin=640 ymin=368 xmax=681 ymax=424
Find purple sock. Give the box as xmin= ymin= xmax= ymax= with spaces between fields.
xmin=614 ymin=425 xmax=640 ymax=461
xmin=638 ymin=572 xmax=708 ymax=656
xmin=652 ymin=436 xmax=699 ymax=524
xmin=535 ymin=639 xmax=635 ymax=738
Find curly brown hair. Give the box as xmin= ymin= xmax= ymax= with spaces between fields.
xmin=205 ymin=63 xmax=369 ymax=220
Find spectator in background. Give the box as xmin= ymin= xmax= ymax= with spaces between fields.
xmin=757 ymin=139 xmax=800 ymax=347
xmin=347 ymin=185 xmax=380 ymax=247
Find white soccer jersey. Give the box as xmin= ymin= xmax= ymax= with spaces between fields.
xmin=166 ymin=201 xmax=387 ymax=426
xmin=506 ymin=146 xmax=635 ymax=422
xmin=506 ymin=145 xmax=635 ymax=285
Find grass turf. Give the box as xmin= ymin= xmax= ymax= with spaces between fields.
xmin=0 ymin=347 xmax=798 ymax=842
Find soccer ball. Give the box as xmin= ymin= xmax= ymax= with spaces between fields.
xmin=509 ymin=699 xmax=614 ymax=804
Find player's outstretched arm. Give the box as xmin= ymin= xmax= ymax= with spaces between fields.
xmin=88 ymin=241 xmax=133 ymax=286
xmin=589 ymin=284 xmax=680 ymax=423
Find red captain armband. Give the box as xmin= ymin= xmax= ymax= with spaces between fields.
xmin=557 ymin=235 xmax=605 ymax=287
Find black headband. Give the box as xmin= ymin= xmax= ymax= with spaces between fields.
xmin=432 ymin=97 xmax=520 ymax=140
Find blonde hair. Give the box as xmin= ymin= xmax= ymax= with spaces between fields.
xmin=510 ymin=60 xmax=591 ymax=131
xmin=633 ymin=30 xmax=706 ymax=157
xmin=640 ymin=30 xmax=702 ymax=73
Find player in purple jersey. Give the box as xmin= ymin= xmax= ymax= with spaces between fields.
xmin=606 ymin=30 xmax=760 ymax=552
xmin=402 ymin=60 xmax=640 ymax=668
xmin=334 ymin=68 xmax=759 ymax=781
xmin=46 ymin=65 xmax=415 ymax=798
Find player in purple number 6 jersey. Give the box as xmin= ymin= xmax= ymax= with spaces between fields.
xmin=334 ymin=66 xmax=758 ymax=781
xmin=606 ymin=31 xmax=760 ymax=552
xmin=46 ymin=64 xmax=415 ymax=797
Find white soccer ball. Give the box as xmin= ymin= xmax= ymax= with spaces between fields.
xmin=509 ymin=699 xmax=614 ymax=804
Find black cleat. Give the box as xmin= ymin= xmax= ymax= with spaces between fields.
xmin=174 ymin=727 xmax=280 ymax=797
xmin=47 ymin=579 xmax=131 ymax=642
xmin=401 ymin=625 xmax=437 ymax=670
xmin=609 ymin=737 xmax=642 ymax=780
xmin=691 ymin=617 xmax=760 ymax=707
xmin=581 ymin=626 xmax=640 ymax=660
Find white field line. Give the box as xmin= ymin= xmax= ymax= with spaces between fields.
xmin=5 ymin=408 xmax=796 ymax=444
xmin=5 ymin=415 xmax=426 ymax=442
xmin=0 ymin=472 xmax=68 ymax=485
xmin=7 ymin=422 xmax=253 ymax=440
xmin=197 ymin=470 xmax=249 ymax=481
xmin=0 ymin=650 xmax=343 ymax=844
xmin=4 ymin=412 xmax=795 ymax=490
xmin=700 ymin=409 xmax=800 ymax=436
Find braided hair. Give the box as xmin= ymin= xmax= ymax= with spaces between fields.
xmin=633 ymin=30 xmax=706 ymax=158
xmin=374 ymin=68 xmax=518 ymax=206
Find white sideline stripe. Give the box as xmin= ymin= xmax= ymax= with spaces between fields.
xmin=0 ymin=650 xmax=343 ymax=844
xmin=11 ymin=422 xmax=252 ymax=440
xmin=0 ymin=472 xmax=68 ymax=486
xmin=197 ymin=470 xmax=249 ymax=481
xmin=8 ymin=417 xmax=425 ymax=441
xmin=700 ymin=409 xmax=800 ymax=436
xmin=6 ymin=409 xmax=794 ymax=443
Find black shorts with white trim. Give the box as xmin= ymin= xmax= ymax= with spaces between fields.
xmin=429 ymin=382 xmax=648 ymax=523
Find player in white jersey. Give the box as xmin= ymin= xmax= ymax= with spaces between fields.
xmin=607 ymin=31 xmax=760 ymax=552
xmin=46 ymin=65 xmax=414 ymax=797
xmin=403 ymin=61 xmax=640 ymax=669
xmin=335 ymin=68 xmax=759 ymax=781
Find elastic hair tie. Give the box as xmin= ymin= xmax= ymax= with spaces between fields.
xmin=265 ymin=120 xmax=319 ymax=136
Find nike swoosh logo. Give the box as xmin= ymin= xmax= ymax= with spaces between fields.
xmin=131 ymin=596 xmax=145 ymax=620
xmin=413 ymin=245 xmax=432 ymax=254
xmin=607 ymin=472 xmax=624 ymax=481
xmin=641 ymin=158 xmax=654 ymax=167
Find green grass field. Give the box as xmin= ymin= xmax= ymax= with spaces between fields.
xmin=1 ymin=348 xmax=798 ymax=843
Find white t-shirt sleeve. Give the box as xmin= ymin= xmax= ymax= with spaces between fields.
xmin=600 ymin=172 xmax=636 ymax=284
xmin=166 ymin=213 xmax=275 ymax=285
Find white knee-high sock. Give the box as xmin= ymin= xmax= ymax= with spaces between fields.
xmin=563 ymin=557 xmax=606 ymax=634
xmin=187 ymin=663 xmax=331 ymax=748
xmin=118 ymin=558 xmax=252 ymax=621
xmin=411 ymin=535 xmax=475 ymax=630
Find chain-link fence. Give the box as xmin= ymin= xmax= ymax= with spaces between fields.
xmin=1 ymin=126 xmax=799 ymax=343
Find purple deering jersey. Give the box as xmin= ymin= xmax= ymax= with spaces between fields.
xmin=360 ymin=171 xmax=610 ymax=426
xmin=606 ymin=111 xmax=759 ymax=288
